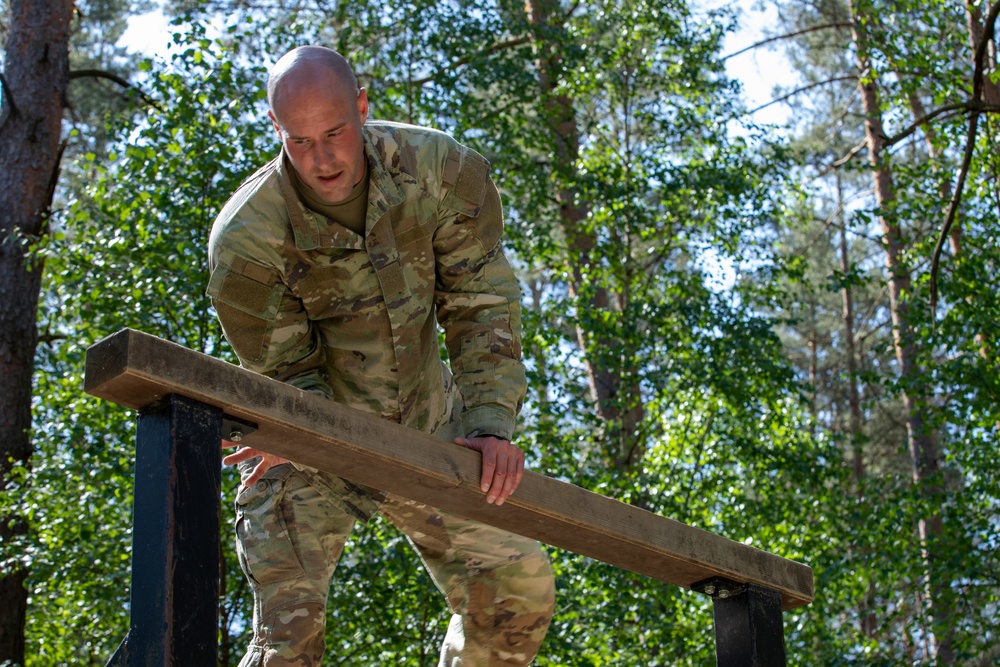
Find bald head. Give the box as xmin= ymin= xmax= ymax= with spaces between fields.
xmin=266 ymin=46 xmax=370 ymax=204
xmin=267 ymin=46 xmax=359 ymax=121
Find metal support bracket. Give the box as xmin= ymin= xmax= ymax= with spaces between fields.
xmin=221 ymin=413 xmax=258 ymax=443
xmin=692 ymin=576 xmax=747 ymax=600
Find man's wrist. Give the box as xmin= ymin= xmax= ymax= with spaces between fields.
xmin=462 ymin=405 xmax=516 ymax=441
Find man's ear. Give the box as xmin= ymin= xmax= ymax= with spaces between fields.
xmin=267 ymin=110 xmax=283 ymax=140
xmin=357 ymin=88 xmax=369 ymax=124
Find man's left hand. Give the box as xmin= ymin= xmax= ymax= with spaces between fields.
xmin=455 ymin=435 xmax=524 ymax=506
xmin=221 ymin=440 xmax=290 ymax=487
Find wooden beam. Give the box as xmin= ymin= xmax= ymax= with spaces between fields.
xmin=84 ymin=328 xmax=814 ymax=610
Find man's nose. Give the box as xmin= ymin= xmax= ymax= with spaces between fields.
xmin=315 ymin=141 xmax=336 ymax=168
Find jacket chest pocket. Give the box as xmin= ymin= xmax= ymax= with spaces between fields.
xmin=291 ymin=248 xmax=384 ymax=321
xmin=392 ymin=215 xmax=436 ymax=303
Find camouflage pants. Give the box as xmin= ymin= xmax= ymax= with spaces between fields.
xmin=234 ymin=463 xmax=555 ymax=667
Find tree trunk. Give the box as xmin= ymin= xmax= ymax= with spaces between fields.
xmin=965 ymin=0 xmax=1000 ymax=106
xmin=847 ymin=1 xmax=954 ymax=661
xmin=836 ymin=171 xmax=877 ymax=640
xmin=0 ymin=0 xmax=74 ymax=662
xmin=525 ymin=0 xmax=645 ymax=468
xmin=962 ymin=0 xmax=999 ymax=365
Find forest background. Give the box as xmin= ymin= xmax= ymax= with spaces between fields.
xmin=1 ymin=0 xmax=998 ymax=665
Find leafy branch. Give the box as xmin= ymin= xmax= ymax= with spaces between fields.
xmin=409 ymin=37 xmax=532 ymax=87
xmin=883 ymin=100 xmax=1000 ymax=147
xmin=69 ymin=68 xmax=163 ymax=111
xmin=929 ymin=0 xmax=1000 ymax=315
xmin=405 ymin=0 xmax=581 ymax=89
xmin=827 ymin=99 xmax=1000 ymax=173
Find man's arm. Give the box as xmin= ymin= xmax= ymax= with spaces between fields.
xmin=207 ymin=251 xmax=331 ymax=484
xmin=432 ymin=146 xmax=528 ymax=505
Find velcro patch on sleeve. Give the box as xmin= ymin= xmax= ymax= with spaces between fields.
xmin=475 ymin=182 xmax=504 ymax=251
xmin=207 ymin=261 xmax=283 ymax=320
xmin=207 ymin=260 xmax=284 ymax=363
xmin=441 ymin=147 xmax=489 ymax=217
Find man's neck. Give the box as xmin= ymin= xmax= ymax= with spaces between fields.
xmin=289 ymin=160 xmax=369 ymax=236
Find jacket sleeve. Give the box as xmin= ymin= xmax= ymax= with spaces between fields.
xmin=432 ymin=146 xmax=527 ymax=441
xmin=207 ymin=247 xmax=333 ymax=397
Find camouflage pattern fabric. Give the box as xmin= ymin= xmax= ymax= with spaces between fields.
xmin=235 ymin=463 xmax=555 ymax=667
xmin=208 ymin=121 xmax=526 ymax=441
xmin=211 ymin=122 xmax=554 ymax=665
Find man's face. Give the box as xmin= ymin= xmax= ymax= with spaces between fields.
xmin=269 ymin=84 xmax=369 ymax=204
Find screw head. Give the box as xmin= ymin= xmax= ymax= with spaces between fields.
xmin=718 ymin=588 xmax=731 ymax=599
xmin=229 ymin=430 xmax=244 ymax=443
xmin=704 ymin=585 xmax=716 ymax=596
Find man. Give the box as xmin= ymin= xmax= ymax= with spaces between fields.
xmin=206 ymin=45 xmax=555 ymax=667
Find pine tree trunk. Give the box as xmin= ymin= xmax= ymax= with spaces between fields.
xmin=847 ymin=1 xmax=954 ymax=661
xmin=0 ymin=0 xmax=74 ymax=662
xmin=525 ymin=0 xmax=645 ymax=467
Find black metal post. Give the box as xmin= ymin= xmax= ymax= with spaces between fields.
xmin=710 ymin=582 xmax=787 ymax=667
xmin=107 ymin=394 xmax=223 ymax=667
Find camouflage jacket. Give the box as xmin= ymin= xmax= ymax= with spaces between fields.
xmin=207 ymin=121 xmax=526 ymax=444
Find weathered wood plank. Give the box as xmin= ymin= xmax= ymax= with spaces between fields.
xmin=84 ymin=328 xmax=814 ymax=610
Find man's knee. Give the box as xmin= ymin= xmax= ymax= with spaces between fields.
xmin=242 ymin=601 xmax=326 ymax=667
xmin=459 ymin=549 xmax=555 ymax=665
xmin=495 ymin=549 xmax=556 ymax=648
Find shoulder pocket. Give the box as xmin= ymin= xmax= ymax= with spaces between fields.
xmin=207 ymin=259 xmax=283 ymax=318
xmin=440 ymin=147 xmax=489 ymax=218
xmin=207 ymin=260 xmax=284 ymax=363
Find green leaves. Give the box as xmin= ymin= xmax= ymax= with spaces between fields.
xmin=19 ymin=0 xmax=1000 ymax=664
xmin=25 ymin=19 xmax=275 ymax=663
xmin=762 ymin=0 xmax=1000 ymax=661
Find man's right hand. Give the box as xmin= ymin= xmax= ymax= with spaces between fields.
xmin=222 ymin=440 xmax=289 ymax=487
xmin=454 ymin=435 xmax=525 ymax=506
